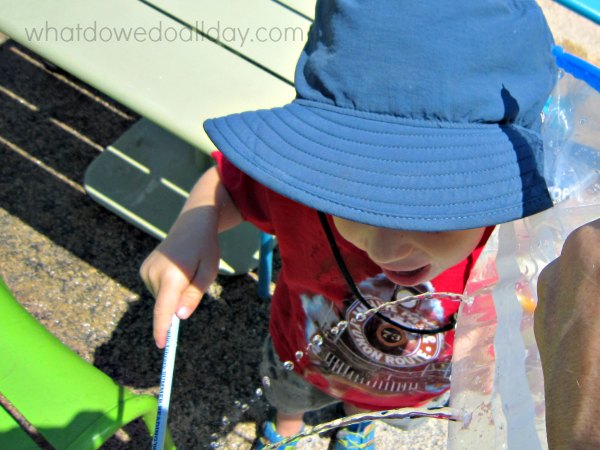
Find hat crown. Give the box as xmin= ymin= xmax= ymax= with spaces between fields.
xmin=295 ymin=0 xmax=556 ymax=127
xmin=203 ymin=0 xmax=557 ymax=231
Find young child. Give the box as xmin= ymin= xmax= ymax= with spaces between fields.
xmin=141 ymin=0 xmax=557 ymax=447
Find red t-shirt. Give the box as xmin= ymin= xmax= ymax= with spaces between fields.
xmin=215 ymin=152 xmax=492 ymax=410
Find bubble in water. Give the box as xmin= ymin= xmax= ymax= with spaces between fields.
xmin=311 ymin=334 xmax=323 ymax=347
xmin=255 ymin=387 xmax=264 ymax=397
xmin=307 ymin=334 xmax=324 ymax=355
xmin=295 ymin=350 xmax=304 ymax=361
xmin=354 ymin=312 xmax=366 ymax=322
xmin=241 ymin=403 xmax=250 ymax=412
xmin=262 ymin=376 xmax=271 ymax=388
xmin=221 ymin=416 xmax=230 ymax=426
xmin=283 ymin=361 xmax=294 ymax=371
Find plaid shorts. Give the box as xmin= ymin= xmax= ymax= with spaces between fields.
xmin=259 ymin=335 xmax=339 ymax=415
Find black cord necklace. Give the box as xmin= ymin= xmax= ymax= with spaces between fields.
xmin=317 ymin=211 xmax=455 ymax=335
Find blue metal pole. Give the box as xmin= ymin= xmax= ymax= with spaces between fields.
xmin=258 ymin=232 xmax=274 ymax=300
xmin=553 ymin=0 xmax=600 ymax=24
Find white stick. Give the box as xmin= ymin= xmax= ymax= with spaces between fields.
xmin=152 ymin=316 xmax=180 ymax=450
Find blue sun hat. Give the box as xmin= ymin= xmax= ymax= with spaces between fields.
xmin=204 ymin=0 xmax=557 ymax=231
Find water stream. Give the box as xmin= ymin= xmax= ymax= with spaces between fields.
xmin=209 ymin=291 xmax=474 ymax=448
xmin=266 ymin=406 xmax=465 ymax=449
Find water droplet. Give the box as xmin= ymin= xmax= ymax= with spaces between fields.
xmin=241 ymin=403 xmax=250 ymax=412
xmin=355 ymin=312 xmax=366 ymax=322
xmin=262 ymin=376 xmax=271 ymax=388
xmin=283 ymin=361 xmax=294 ymax=371
xmin=311 ymin=334 xmax=323 ymax=347
xmin=221 ymin=416 xmax=230 ymax=426
xmin=295 ymin=350 xmax=304 ymax=361
xmin=255 ymin=387 xmax=263 ymax=397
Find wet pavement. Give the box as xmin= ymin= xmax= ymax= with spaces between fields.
xmin=1 ymin=3 xmax=598 ymax=448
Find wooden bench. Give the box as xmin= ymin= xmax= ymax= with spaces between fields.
xmin=0 ymin=0 xmax=315 ymax=275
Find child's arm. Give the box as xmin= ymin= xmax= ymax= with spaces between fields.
xmin=140 ymin=166 xmax=242 ymax=348
xmin=535 ymin=218 xmax=600 ymax=449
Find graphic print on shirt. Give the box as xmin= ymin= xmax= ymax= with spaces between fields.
xmin=301 ymin=274 xmax=456 ymax=398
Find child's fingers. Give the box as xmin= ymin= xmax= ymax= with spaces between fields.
xmin=139 ymin=258 xmax=159 ymax=298
xmin=176 ymin=257 xmax=220 ymax=320
xmin=153 ymin=276 xmax=186 ymax=348
xmin=176 ymin=286 xmax=203 ymax=320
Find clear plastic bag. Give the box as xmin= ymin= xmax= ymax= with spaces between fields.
xmin=448 ymin=52 xmax=600 ymax=450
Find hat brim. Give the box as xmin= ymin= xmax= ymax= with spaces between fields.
xmin=203 ymin=99 xmax=552 ymax=231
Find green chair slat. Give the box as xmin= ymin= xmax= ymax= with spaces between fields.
xmin=0 ymin=406 xmax=41 ymax=450
xmin=84 ymin=118 xmax=261 ymax=275
xmin=0 ymin=0 xmax=285 ymax=274
xmin=0 ymin=278 xmax=176 ymax=450
xmin=145 ymin=0 xmax=311 ymax=83
xmin=0 ymin=0 xmax=296 ymax=152
xmin=277 ymin=0 xmax=317 ymax=20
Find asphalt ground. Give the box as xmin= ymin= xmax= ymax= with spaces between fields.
xmin=1 ymin=2 xmax=598 ymax=448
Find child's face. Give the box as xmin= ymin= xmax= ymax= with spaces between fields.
xmin=332 ymin=217 xmax=486 ymax=286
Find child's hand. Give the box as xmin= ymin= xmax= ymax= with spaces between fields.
xmin=140 ymin=166 xmax=242 ymax=348
xmin=140 ymin=207 xmax=221 ymax=349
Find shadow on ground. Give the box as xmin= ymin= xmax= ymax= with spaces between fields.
xmin=0 ymin=39 xmax=156 ymax=294
xmin=94 ymin=275 xmax=272 ymax=448
xmin=0 ymin=39 xmax=279 ymax=448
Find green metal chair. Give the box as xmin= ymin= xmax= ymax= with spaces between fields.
xmin=0 ymin=277 xmax=176 ymax=449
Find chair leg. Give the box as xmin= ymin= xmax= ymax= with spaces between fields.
xmin=257 ymin=232 xmax=274 ymax=300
